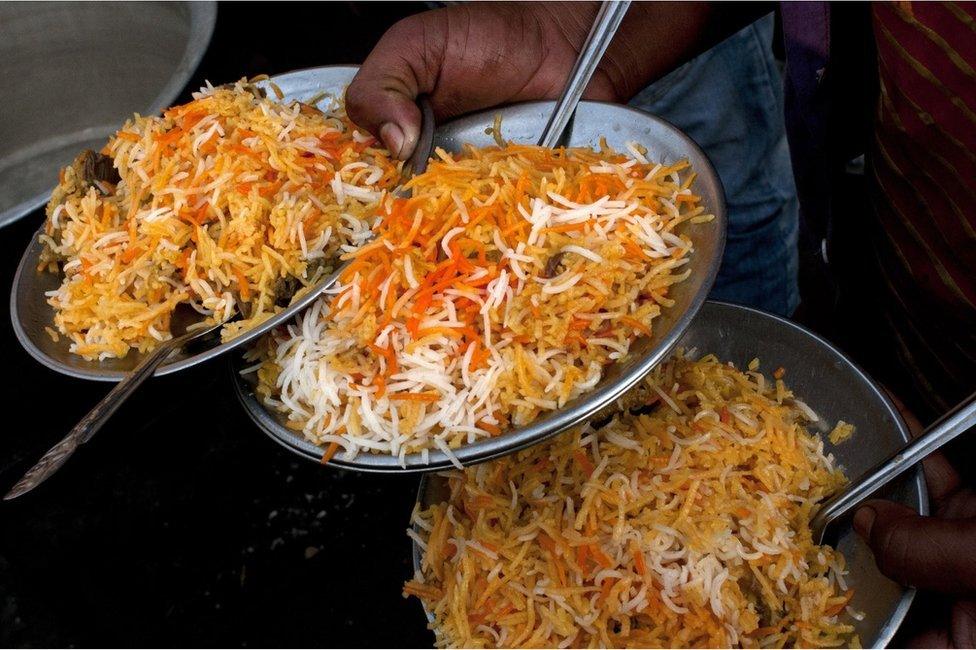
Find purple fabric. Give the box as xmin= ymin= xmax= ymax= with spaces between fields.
xmin=779 ymin=2 xmax=833 ymax=259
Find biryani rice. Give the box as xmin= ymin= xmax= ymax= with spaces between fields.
xmin=40 ymin=79 xmax=399 ymax=360
xmin=250 ymin=142 xmax=709 ymax=463
xmin=405 ymin=354 xmax=859 ymax=648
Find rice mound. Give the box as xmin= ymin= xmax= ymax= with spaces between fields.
xmin=251 ymin=141 xmax=710 ymax=464
xmin=405 ymin=353 xmax=859 ymax=648
xmin=40 ymin=79 xmax=399 ymax=360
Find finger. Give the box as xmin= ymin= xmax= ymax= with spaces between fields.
xmin=346 ymin=13 xmax=443 ymax=158
xmin=882 ymin=386 xmax=923 ymax=436
xmin=923 ymin=451 xmax=962 ymax=506
xmin=907 ymin=627 xmax=951 ymax=649
xmin=908 ymin=600 xmax=976 ymax=648
xmin=950 ymin=600 xmax=976 ymax=648
xmin=854 ymin=499 xmax=976 ymax=595
xmin=900 ymin=594 xmax=952 ymax=649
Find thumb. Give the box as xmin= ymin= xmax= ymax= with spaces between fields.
xmin=854 ymin=499 xmax=976 ymax=595
xmin=345 ymin=71 xmax=421 ymax=161
xmin=346 ymin=15 xmax=439 ymax=159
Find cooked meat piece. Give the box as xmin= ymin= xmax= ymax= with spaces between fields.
xmin=79 ymin=150 xmax=120 ymax=186
xmin=43 ymin=150 xmax=120 ymax=257
xmin=272 ymin=259 xmax=332 ymax=307
xmin=305 ymin=258 xmax=329 ymax=279
xmin=235 ymin=298 xmax=253 ymax=320
xmin=298 ymin=102 xmax=323 ymax=117
xmin=543 ymin=251 xmax=565 ymax=278
xmin=273 ymin=275 xmax=302 ymax=307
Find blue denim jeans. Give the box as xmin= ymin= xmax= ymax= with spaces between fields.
xmin=630 ymin=15 xmax=800 ymax=316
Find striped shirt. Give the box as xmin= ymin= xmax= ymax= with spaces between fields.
xmin=779 ymin=1 xmax=975 ymax=417
xmin=867 ymin=1 xmax=976 ymax=414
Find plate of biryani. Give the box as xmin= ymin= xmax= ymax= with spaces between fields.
xmin=233 ymin=86 xmax=726 ymax=471
xmin=12 ymin=66 xmax=401 ymax=380
xmin=406 ymin=301 xmax=926 ymax=648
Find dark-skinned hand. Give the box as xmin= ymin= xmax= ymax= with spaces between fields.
xmin=345 ymin=2 xmax=744 ymax=159
xmin=854 ymin=400 xmax=976 ymax=648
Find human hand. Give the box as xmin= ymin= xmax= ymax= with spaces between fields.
xmin=346 ymin=2 xmax=735 ymax=159
xmin=346 ymin=2 xmax=608 ymax=159
xmin=854 ymin=403 xmax=976 ymax=647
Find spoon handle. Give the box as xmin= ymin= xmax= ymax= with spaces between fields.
xmin=812 ymin=391 xmax=976 ymax=541
xmin=536 ymin=0 xmax=632 ymax=148
xmin=4 ymin=337 xmax=182 ymax=500
xmin=409 ymin=95 xmax=435 ymax=177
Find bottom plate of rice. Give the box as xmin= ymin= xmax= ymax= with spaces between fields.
xmin=405 ymin=301 xmax=926 ymax=648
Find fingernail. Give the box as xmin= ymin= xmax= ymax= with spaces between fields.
xmin=380 ymin=122 xmax=405 ymax=158
xmin=853 ymin=506 xmax=876 ymax=538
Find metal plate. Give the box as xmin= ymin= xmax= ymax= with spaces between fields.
xmin=0 ymin=1 xmax=216 ymax=228
xmin=232 ymin=71 xmax=727 ymax=471
xmin=412 ymin=301 xmax=926 ymax=646
xmin=10 ymin=66 xmax=361 ymax=381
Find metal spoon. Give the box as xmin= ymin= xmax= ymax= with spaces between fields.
xmin=536 ymin=0 xmax=632 ymax=148
xmin=402 ymin=95 xmax=435 ymax=187
xmin=4 ymin=96 xmax=436 ymax=499
xmin=5 ymin=304 xmax=222 ymax=499
xmin=811 ymin=391 xmax=976 ymax=543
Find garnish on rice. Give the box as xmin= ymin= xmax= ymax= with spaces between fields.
xmin=40 ymin=79 xmax=400 ymax=360
xmin=405 ymin=353 xmax=860 ymax=648
xmin=249 ymin=142 xmax=711 ymax=464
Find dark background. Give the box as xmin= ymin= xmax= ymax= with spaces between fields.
xmin=0 ymin=3 xmax=438 ymax=647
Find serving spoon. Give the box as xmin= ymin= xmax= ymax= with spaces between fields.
xmin=5 ymin=305 xmax=222 ymax=499
xmin=536 ymin=0 xmax=631 ymax=148
xmin=4 ymin=95 xmax=435 ymax=499
xmin=811 ymin=391 xmax=976 ymax=543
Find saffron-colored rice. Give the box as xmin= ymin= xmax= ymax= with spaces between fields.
xmin=249 ymin=141 xmax=709 ymax=463
xmin=405 ymin=354 xmax=859 ymax=648
xmin=40 ymin=79 xmax=399 ymax=360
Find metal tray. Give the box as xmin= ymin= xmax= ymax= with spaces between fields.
xmin=0 ymin=1 xmax=216 ymax=228
xmin=232 ymin=67 xmax=726 ymax=471
xmin=411 ymin=301 xmax=926 ymax=647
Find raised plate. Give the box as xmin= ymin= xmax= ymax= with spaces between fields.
xmin=232 ymin=67 xmax=726 ymax=471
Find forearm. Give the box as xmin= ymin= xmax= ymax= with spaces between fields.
xmin=598 ymin=1 xmax=772 ymax=101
